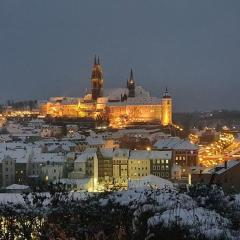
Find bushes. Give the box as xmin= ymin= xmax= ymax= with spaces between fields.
xmin=0 ymin=187 xmax=240 ymax=239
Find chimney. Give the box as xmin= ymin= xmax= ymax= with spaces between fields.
xmin=224 ymin=161 xmax=228 ymax=169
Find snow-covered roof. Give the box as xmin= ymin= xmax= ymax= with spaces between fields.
xmin=200 ymin=160 xmax=240 ymax=175
xmin=100 ymin=148 xmax=114 ymax=159
xmin=75 ymin=152 xmax=96 ymax=163
xmin=149 ymin=150 xmax=172 ymax=160
xmin=86 ymin=136 xmax=105 ymax=146
xmin=0 ymin=134 xmax=12 ymax=142
xmin=107 ymin=86 xmax=151 ymax=101
xmin=0 ymin=143 xmax=33 ymax=163
xmin=129 ymin=150 xmax=150 ymax=160
xmin=154 ymin=137 xmax=198 ymax=150
xmin=48 ymin=97 xmax=82 ymax=104
xmin=113 ymin=149 xmax=130 ymax=159
xmin=216 ymin=160 xmax=240 ymax=174
xmin=36 ymin=140 xmax=76 ymax=152
xmin=32 ymin=153 xmax=66 ymax=163
xmin=28 ymin=119 xmax=45 ymax=124
xmin=107 ymin=96 xmax=161 ymax=106
xmin=6 ymin=184 xmax=30 ymax=190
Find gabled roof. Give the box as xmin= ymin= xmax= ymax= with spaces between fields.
xmin=75 ymin=152 xmax=96 ymax=163
xmin=129 ymin=150 xmax=150 ymax=160
xmin=150 ymin=150 xmax=172 ymax=159
xmin=113 ymin=149 xmax=129 ymax=159
xmin=215 ymin=160 xmax=240 ymax=174
xmin=201 ymin=160 xmax=240 ymax=175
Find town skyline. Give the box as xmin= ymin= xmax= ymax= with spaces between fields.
xmin=1 ymin=1 xmax=240 ymax=112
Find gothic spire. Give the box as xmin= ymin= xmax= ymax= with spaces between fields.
xmin=130 ymin=68 xmax=134 ymax=81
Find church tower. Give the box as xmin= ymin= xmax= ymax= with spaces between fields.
xmin=127 ymin=69 xmax=135 ymax=98
xmin=91 ymin=56 xmax=104 ymax=101
xmin=161 ymin=88 xmax=172 ymax=126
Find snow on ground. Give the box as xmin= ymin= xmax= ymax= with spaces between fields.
xmin=0 ymin=189 xmax=240 ymax=239
xmin=128 ymin=175 xmax=173 ymax=190
xmin=148 ymin=207 xmax=229 ymax=239
xmin=6 ymin=184 xmax=30 ymax=190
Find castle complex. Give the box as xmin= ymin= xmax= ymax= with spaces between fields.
xmin=39 ymin=57 xmax=172 ymax=128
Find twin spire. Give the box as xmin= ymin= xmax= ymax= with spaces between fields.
xmin=92 ymin=55 xmax=170 ymax=99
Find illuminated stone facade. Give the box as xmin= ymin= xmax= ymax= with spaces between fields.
xmin=39 ymin=57 xmax=173 ymax=127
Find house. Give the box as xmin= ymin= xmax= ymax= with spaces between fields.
xmin=154 ymin=137 xmax=198 ymax=177
xmin=191 ymin=160 xmax=240 ymax=192
xmin=150 ymin=150 xmax=172 ymax=179
xmin=112 ymin=149 xmax=129 ymax=184
xmin=128 ymin=150 xmax=150 ymax=179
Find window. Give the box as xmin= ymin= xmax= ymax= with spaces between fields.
xmin=166 ymin=160 xmax=169 ymax=164
xmin=161 ymin=160 xmax=165 ymax=164
xmin=157 ymin=160 xmax=160 ymax=164
xmin=161 ymin=166 xmax=165 ymax=170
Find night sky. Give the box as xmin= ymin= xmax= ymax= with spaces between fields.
xmin=0 ymin=1 xmax=240 ymax=112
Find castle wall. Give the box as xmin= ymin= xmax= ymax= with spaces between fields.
xmin=107 ymin=103 xmax=162 ymax=127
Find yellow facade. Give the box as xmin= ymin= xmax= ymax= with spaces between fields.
xmin=40 ymin=99 xmax=97 ymax=119
xmin=107 ymin=104 xmax=162 ymax=128
xmin=161 ymin=98 xmax=172 ymax=126
xmin=128 ymin=159 xmax=150 ymax=180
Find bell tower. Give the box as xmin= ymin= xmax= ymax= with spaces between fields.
xmin=91 ymin=56 xmax=104 ymax=101
xmin=127 ymin=69 xmax=135 ymax=98
xmin=161 ymin=87 xmax=172 ymax=126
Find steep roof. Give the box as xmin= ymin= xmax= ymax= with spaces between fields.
xmin=129 ymin=150 xmax=150 ymax=160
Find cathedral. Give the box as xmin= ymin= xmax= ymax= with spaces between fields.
xmin=39 ymin=56 xmax=172 ymax=128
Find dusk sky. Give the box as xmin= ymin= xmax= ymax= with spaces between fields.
xmin=0 ymin=1 xmax=240 ymax=112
